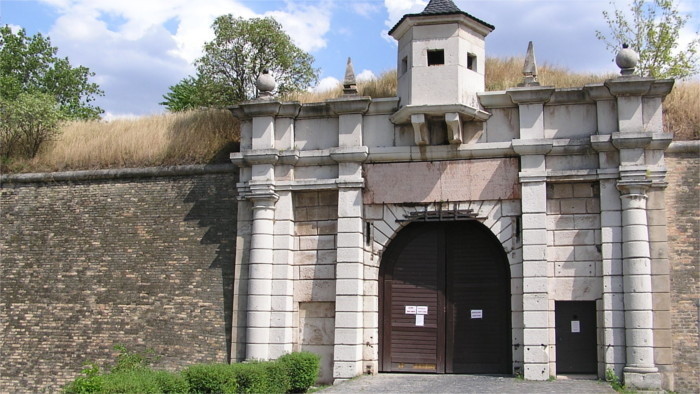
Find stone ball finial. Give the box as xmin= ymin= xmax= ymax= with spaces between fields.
xmin=255 ymin=69 xmax=276 ymax=98
xmin=615 ymin=43 xmax=639 ymax=76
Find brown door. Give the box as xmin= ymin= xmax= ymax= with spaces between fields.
xmin=380 ymin=222 xmax=511 ymax=374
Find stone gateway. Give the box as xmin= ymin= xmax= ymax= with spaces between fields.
xmin=229 ymin=0 xmax=685 ymax=390
xmin=1 ymin=0 xmax=697 ymax=392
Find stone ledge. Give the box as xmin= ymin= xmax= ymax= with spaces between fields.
xmin=0 ymin=163 xmax=236 ymax=185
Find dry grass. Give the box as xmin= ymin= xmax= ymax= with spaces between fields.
xmin=282 ymin=70 xmax=398 ymax=103
xmin=485 ymin=57 xmax=618 ymax=90
xmin=4 ymin=109 xmax=239 ymax=173
xmin=663 ymin=81 xmax=700 ymax=140
xmin=2 ymin=59 xmax=696 ymax=174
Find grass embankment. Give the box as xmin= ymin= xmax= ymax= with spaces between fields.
xmin=3 ymin=58 xmax=697 ymax=174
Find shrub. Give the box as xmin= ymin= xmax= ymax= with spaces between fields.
xmin=63 ymin=363 xmax=104 ymax=393
xmin=100 ymin=370 xmax=188 ymax=393
xmin=0 ymin=91 xmax=64 ymax=160
xmin=278 ymin=352 xmax=320 ymax=393
xmin=181 ymin=363 xmax=238 ymax=394
xmin=232 ymin=361 xmax=289 ymax=394
xmin=111 ymin=343 xmax=160 ymax=373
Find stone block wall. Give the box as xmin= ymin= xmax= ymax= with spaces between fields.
xmin=0 ymin=168 xmax=237 ymax=392
xmin=293 ymin=190 xmax=338 ymax=383
xmin=546 ymin=182 xmax=602 ymax=374
xmin=665 ymin=152 xmax=699 ymax=393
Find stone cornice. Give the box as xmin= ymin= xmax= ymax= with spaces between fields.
xmin=330 ymin=146 xmax=369 ymax=163
xmin=604 ymin=77 xmax=653 ymax=97
xmin=506 ymin=86 xmax=555 ymax=104
xmin=583 ymin=84 xmax=614 ymax=101
xmin=389 ymin=103 xmax=490 ymax=124
xmin=477 ymin=92 xmax=515 ymax=109
xmin=327 ymin=97 xmax=371 ymax=115
xmin=646 ymin=79 xmax=674 ymax=98
xmin=611 ymin=132 xmax=653 ymax=150
xmin=240 ymin=101 xmax=282 ymax=117
xmin=512 ymin=139 xmax=553 ymax=155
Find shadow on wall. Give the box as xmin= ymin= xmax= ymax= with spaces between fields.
xmin=183 ymin=142 xmax=240 ymax=363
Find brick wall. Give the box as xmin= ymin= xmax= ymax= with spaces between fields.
xmin=0 ymin=167 xmax=237 ymax=392
xmin=665 ymin=152 xmax=700 ymax=393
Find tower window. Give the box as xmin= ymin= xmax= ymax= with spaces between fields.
xmin=427 ymin=49 xmax=444 ymax=66
xmin=401 ymin=56 xmax=408 ymax=75
xmin=467 ymin=53 xmax=477 ymax=71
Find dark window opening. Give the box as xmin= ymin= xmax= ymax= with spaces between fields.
xmin=467 ymin=53 xmax=477 ymax=71
xmin=401 ymin=56 xmax=408 ymax=75
xmin=427 ymin=49 xmax=444 ymax=66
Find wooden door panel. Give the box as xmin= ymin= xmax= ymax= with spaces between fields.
xmin=555 ymin=301 xmax=597 ymax=373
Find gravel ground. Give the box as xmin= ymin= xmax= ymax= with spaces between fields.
xmin=320 ymin=374 xmax=616 ymax=393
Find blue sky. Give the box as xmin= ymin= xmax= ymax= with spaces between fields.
xmin=1 ymin=0 xmax=698 ymax=118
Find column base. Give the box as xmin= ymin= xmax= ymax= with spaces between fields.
xmin=624 ymin=371 xmax=661 ymax=390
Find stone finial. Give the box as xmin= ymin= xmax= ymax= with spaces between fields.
xmin=518 ymin=41 xmax=540 ymax=87
xmin=616 ymin=43 xmax=639 ymax=76
xmin=255 ymin=69 xmax=276 ymax=99
xmin=343 ymin=57 xmax=358 ymax=95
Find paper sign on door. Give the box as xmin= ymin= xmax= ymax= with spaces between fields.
xmin=471 ymin=309 xmax=483 ymax=319
xmin=405 ymin=306 xmax=417 ymax=314
xmin=416 ymin=306 xmax=428 ymax=315
xmin=415 ymin=315 xmax=424 ymax=326
xmin=571 ymin=320 xmax=581 ymax=333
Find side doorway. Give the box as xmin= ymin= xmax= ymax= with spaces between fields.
xmin=379 ymin=221 xmax=512 ymax=374
xmin=555 ymin=301 xmax=597 ymax=374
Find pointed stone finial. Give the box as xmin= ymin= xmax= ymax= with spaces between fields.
xmin=616 ymin=43 xmax=639 ymax=76
xmin=343 ymin=57 xmax=358 ymax=95
xmin=519 ymin=41 xmax=540 ymax=87
xmin=255 ymin=69 xmax=276 ymax=99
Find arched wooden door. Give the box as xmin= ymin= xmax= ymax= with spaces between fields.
xmin=379 ymin=221 xmax=512 ymax=374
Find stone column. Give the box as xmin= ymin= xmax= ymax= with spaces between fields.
xmin=606 ymin=77 xmax=662 ymax=389
xmin=328 ymin=97 xmax=370 ymax=381
xmin=617 ymin=182 xmax=660 ymax=389
xmin=509 ymin=86 xmax=554 ymax=380
xmin=269 ymin=190 xmax=295 ymax=358
xmin=239 ymin=101 xmax=281 ymax=361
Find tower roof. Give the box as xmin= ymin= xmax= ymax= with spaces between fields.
xmin=421 ymin=0 xmax=461 ymax=15
xmin=388 ymin=0 xmax=494 ymax=36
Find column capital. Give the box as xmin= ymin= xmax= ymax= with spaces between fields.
xmin=616 ymin=179 xmax=650 ymax=198
xmin=512 ymin=139 xmax=553 ymax=155
xmin=506 ymin=86 xmax=555 ymax=104
xmin=248 ymin=181 xmax=279 ymax=204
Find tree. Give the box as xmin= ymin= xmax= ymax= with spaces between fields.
xmin=161 ymin=16 xmax=318 ymax=110
xmin=0 ymin=25 xmax=103 ymax=119
xmin=0 ymin=92 xmax=64 ymax=159
xmin=596 ymin=0 xmax=699 ymax=79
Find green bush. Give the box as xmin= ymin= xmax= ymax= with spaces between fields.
xmin=278 ymin=352 xmax=320 ymax=393
xmin=232 ymin=362 xmax=289 ymax=394
xmin=100 ymin=370 xmax=188 ymax=393
xmin=63 ymin=363 xmax=104 ymax=393
xmin=182 ymin=363 xmax=238 ymax=394
xmin=111 ymin=343 xmax=161 ymax=373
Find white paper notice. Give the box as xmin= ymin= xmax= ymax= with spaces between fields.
xmin=571 ymin=320 xmax=581 ymax=333
xmin=405 ymin=306 xmax=417 ymax=314
xmin=416 ymin=315 xmax=424 ymax=326
xmin=471 ymin=309 xmax=483 ymax=319
xmin=416 ymin=306 xmax=428 ymax=315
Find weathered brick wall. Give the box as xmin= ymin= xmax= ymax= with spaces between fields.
xmin=665 ymin=151 xmax=700 ymax=393
xmin=0 ymin=167 xmax=237 ymax=392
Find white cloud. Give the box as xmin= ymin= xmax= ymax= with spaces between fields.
xmin=265 ymin=1 xmax=333 ymax=52
xmin=383 ymin=0 xmax=426 ymax=28
xmin=6 ymin=24 xmax=23 ymax=33
xmin=31 ymin=0 xmax=335 ymax=116
xmin=313 ymin=76 xmax=341 ymax=92
xmin=352 ymin=2 xmax=381 ymax=17
xmin=356 ymin=69 xmax=376 ymax=81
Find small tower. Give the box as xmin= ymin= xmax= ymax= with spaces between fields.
xmin=389 ymin=0 xmax=494 ymax=107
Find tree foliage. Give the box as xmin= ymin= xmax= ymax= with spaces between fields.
xmin=161 ymin=16 xmax=318 ymax=110
xmin=0 ymin=92 xmax=64 ymax=160
xmin=596 ymin=0 xmax=699 ymax=79
xmin=0 ymin=25 xmax=103 ymax=119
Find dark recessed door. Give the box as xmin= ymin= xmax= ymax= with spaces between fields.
xmin=555 ymin=301 xmax=597 ymax=374
xmin=380 ymin=221 xmax=511 ymax=374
